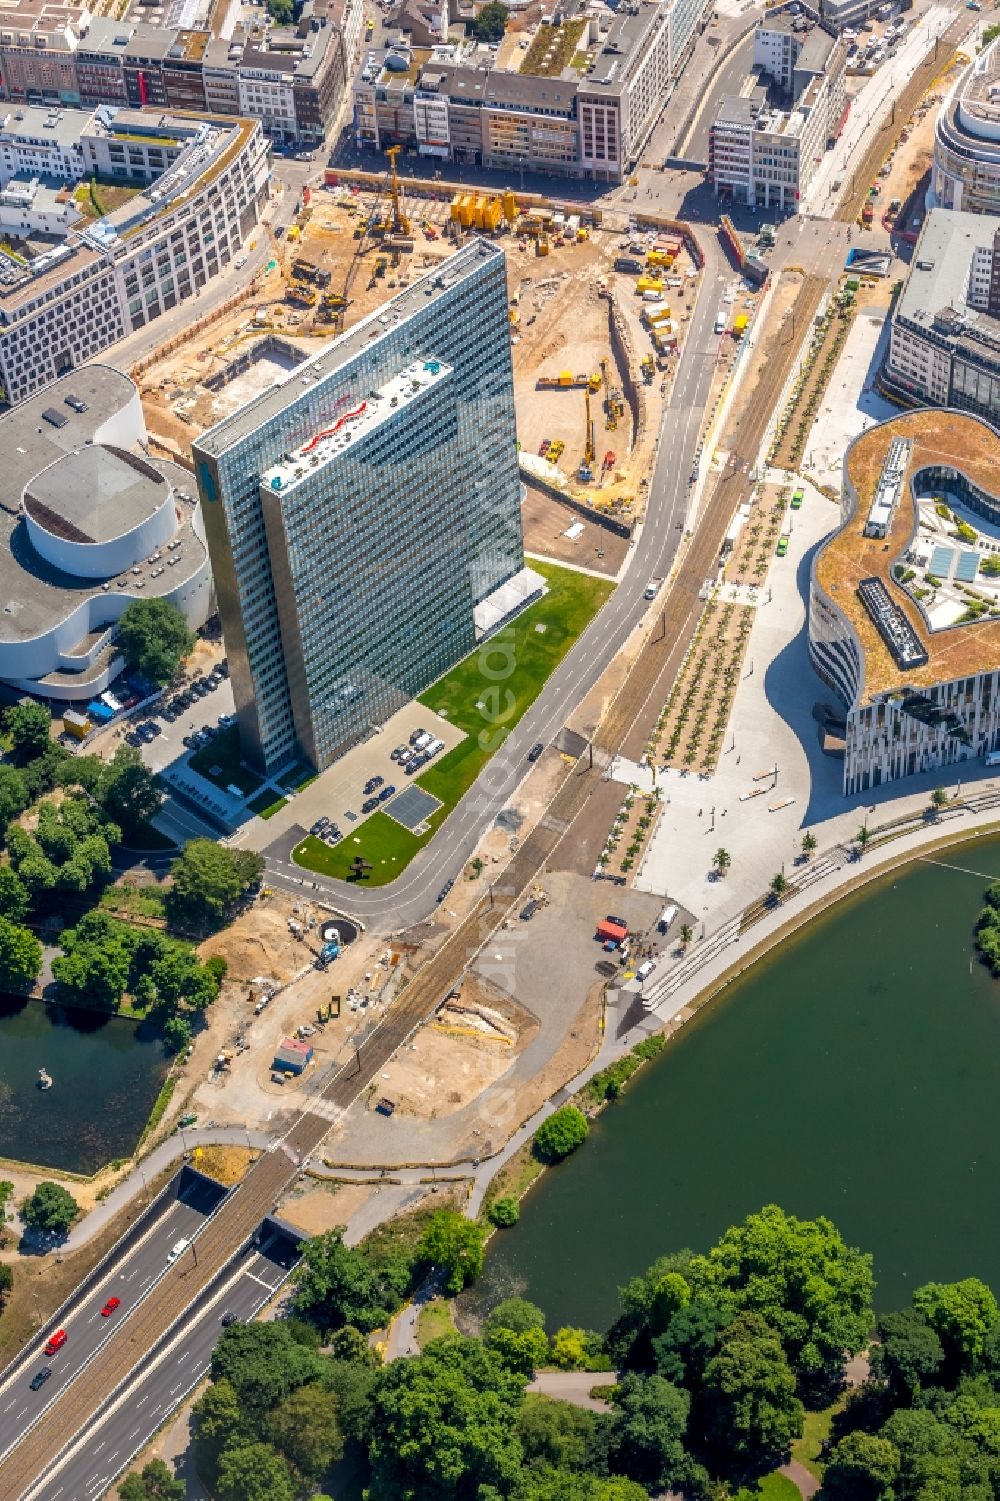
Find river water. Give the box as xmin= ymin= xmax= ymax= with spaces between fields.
xmin=484 ymin=836 xmax=1000 ymax=1327
xmin=0 ymin=995 xmax=169 ymax=1175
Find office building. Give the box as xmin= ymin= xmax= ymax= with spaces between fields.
xmin=809 ymin=409 xmax=1000 ymax=795
xmin=884 ymin=208 xmax=1000 ymax=420
xmin=0 ymin=363 xmax=212 ymax=700
xmin=708 ymin=14 xmax=846 ymax=213
xmin=934 ymin=36 xmax=1000 ymax=217
xmin=0 ymin=105 xmax=269 ymax=406
xmin=0 ymin=0 xmax=360 ymax=144
xmin=193 ymin=240 xmax=527 ymax=776
xmin=354 ymin=0 xmax=713 ymax=182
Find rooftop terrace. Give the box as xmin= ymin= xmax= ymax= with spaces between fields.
xmin=815 ymin=409 xmax=1000 ymax=702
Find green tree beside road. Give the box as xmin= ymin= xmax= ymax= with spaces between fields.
xmin=118 ymin=1460 xmax=186 ymax=1501
xmin=21 ymin=1181 xmax=78 ymax=1236
xmin=166 ymin=840 xmax=263 ymax=928
xmin=534 ymin=1106 xmax=589 ymax=1163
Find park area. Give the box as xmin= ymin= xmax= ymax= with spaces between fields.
xmin=291 ymin=560 xmax=612 ymax=884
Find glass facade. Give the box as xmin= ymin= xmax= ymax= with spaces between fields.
xmin=193 ymin=240 xmax=523 ymax=774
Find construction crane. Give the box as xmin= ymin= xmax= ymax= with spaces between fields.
xmin=579 ymin=388 xmax=596 ymax=482
xmin=328 ymin=147 xmax=408 ymax=331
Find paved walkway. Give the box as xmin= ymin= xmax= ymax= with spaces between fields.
xmin=61 ymin=1129 xmax=276 ymax=1253
xmin=779 ymin=1459 xmax=821 ymax=1499
xmin=527 ymin=1371 xmax=616 ymax=1410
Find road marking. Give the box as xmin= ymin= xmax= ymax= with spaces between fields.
xmin=242 ymin=1270 xmax=279 ymax=1291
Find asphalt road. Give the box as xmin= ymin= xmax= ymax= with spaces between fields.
xmin=0 ymin=1174 xmax=224 ymax=1470
xmin=686 ymin=28 xmax=758 ymax=162
xmin=260 ymin=234 xmax=728 ymax=929
xmin=33 ymin=1234 xmax=297 ymax=1501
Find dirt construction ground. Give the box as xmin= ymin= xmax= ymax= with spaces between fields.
xmin=135 ymin=186 xmax=695 ymax=540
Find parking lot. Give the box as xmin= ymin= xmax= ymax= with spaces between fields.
xmin=236 ymin=700 xmax=466 ymax=855
xmin=133 ymin=663 xmax=237 ymax=777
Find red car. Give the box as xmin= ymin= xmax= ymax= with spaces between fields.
xmin=43 ymin=1329 xmax=67 ymax=1356
xmin=100 ymin=1298 xmax=121 ymax=1318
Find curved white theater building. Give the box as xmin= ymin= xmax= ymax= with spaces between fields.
xmin=933 ymin=37 xmax=1000 ymax=215
xmin=0 ymin=364 xmax=213 ymax=701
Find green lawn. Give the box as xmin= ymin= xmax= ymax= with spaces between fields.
xmin=292 ymin=562 xmax=612 ymax=885
xmin=189 ymin=726 xmax=263 ymax=797
xmin=248 ymin=790 xmax=289 ymax=820
xmin=734 ymin=1475 xmax=801 ymax=1501
xmin=415 ymin=1298 xmax=457 ymax=1348
xmin=790 ymin=1393 xmax=848 ymax=1481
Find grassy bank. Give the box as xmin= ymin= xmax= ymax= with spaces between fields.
xmin=292 ymin=561 xmax=612 ymax=885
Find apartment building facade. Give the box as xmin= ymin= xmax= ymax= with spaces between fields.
xmin=0 ymin=106 xmax=269 ymax=405
xmin=0 ymin=0 xmax=353 ymax=142
xmin=355 ymin=0 xmax=713 ymax=182
xmin=933 ymin=36 xmax=1000 ymax=217
xmin=192 ymin=240 xmax=525 ymax=775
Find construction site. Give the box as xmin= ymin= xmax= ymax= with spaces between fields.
xmin=134 ymin=152 xmax=702 ymax=550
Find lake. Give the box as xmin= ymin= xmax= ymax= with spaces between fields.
xmin=484 ymin=835 xmax=1000 ymax=1327
xmin=0 ymin=995 xmax=169 ymax=1175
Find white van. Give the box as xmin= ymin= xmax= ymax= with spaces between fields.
xmin=413 ymin=732 xmax=433 ymax=751
xmin=636 ymin=959 xmax=656 ymax=982
xmin=427 ymin=738 xmax=445 ymax=756
xmin=714 ymin=309 xmax=727 ymax=335
xmin=658 ymin=904 xmax=678 ymax=933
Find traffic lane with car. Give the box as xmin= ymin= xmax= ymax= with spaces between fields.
xmin=0 ymin=1179 xmax=223 ymax=1458
xmin=32 ymin=1237 xmax=298 ymax=1501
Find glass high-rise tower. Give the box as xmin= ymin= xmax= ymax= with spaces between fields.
xmin=193 ymin=239 xmax=523 ymax=774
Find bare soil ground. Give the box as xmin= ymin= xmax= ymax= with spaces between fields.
xmin=522 ymin=483 xmax=628 ymax=576
xmin=277 ymin=1179 xmax=375 ymax=1237
xmin=375 ymin=980 xmax=538 ymax=1120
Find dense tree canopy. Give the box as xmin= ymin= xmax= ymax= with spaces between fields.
xmin=366 ymin=1336 xmax=527 ymax=1500
xmin=118 ymin=598 xmax=194 ymax=686
xmin=118 ymin=1459 xmax=186 ymax=1501
xmin=419 ymin=1209 xmax=485 ymax=1294
xmin=166 ymin=840 xmax=263 ymax=928
xmin=471 ymin=0 xmax=508 ymax=40
xmin=96 ymin=745 xmax=163 ymax=837
xmin=701 ymin=1312 xmax=803 ymax=1476
xmin=292 ymin=1227 xmax=412 ymax=1334
xmin=3 ymin=700 xmax=51 ymax=763
xmin=0 ymin=915 xmax=42 ymax=992
xmin=686 ymin=1204 xmax=875 ymax=1391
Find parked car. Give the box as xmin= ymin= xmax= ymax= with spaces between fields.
xmin=409 ymin=727 xmax=427 ymax=746
xmin=378 ymin=784 xmax=396 ymax=801
xmin=390 ymin=744 xmax=407 ymax=761
xmin=310 ymin=817 xmax=329 ymax=835
xmin=362 ymin=797 xmax=379 ymax=814
xmin=182 ymin=734 xmax=197 ymax=749
xmin=126 ymin=731 xmax=143 ymax=748
xmin=363 ymin=776 xmax=383 ymax=794
xmin=100 ymin=1297 xmax=121 ymax=1318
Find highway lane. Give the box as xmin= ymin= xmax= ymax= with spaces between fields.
xmin=261 ymin=235 xmax=730 ymax=929
xmin=31 ymin=1236 xmax=297 ymax=1501
xmin=0 ymin=1174 xmax=224 ymax=1466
